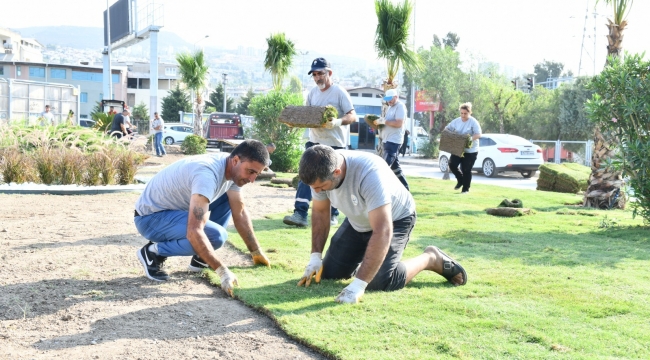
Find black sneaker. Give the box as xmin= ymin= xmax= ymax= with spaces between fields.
xmin=136 ymin=243 xmax=170 ymax=281
xmin=454 ymin=183 xmax=462 ymax=190
xmin=187 ymin=255 xmax=209 ymax=272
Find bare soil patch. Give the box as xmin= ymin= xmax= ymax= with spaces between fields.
xmin=0 ymin=147 xmax=326 ymax=359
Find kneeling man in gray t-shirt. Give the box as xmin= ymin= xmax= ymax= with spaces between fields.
xmin=134 ymin=140 xmax=272 ymax=297
xmin=296 ymin=145 xmax=467 ymax=304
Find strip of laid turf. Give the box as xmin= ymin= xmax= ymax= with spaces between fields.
xmin=225 ymin=176 xmax=649 ymax=360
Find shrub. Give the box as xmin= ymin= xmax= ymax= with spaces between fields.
xmin=181 ymin=135 xmax=207 ymax=155
xmin=116 ymin=149 xmax=146 ymax=185
xmin=83 ymin=152 xmax=104 ymax=186
xmin=0 ymin=147 xmax=33 ymax=184
xmin=57 ymin=148 xmax=85 ymax=185
xmin=33 ymin=146 xmax=57 ymax=184
xmin=248 ymin=90 xmax=304 ymax=172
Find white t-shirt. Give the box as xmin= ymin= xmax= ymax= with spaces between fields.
xmin=445 ymin=116 xmax=482 ymax=153
xmin=40 ymin=111 xmax=54 ymax=126
xmin=307 ymin=84 xmax=354 ymax=148
xmin=151 ymin=117 xmax=164 ymax=134
xmin=135 ymin=153 xmax=240 ymax=216
xmin=312 ymin=150 xmax=415 ymax=232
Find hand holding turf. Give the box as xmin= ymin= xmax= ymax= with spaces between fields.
xmin=335 ymin=278 xmax=367 ymax=304
xmin=323 ymin=118 xmax=343 ymax=129
xmin=297 ymin=253 xmax=322 ymax=287
xmin=216 ymin=266 xmax=239 ymax=297
xmin=251 ymin=249 xmax=271 ymax=267
xmin=374 ymin=117 xmax=386 ymax=126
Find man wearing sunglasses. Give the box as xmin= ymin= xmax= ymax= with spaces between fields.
xmin=283 ymin=57 xmax=357 ymax=228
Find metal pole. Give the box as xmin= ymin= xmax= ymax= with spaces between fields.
xmin=106 ymin=0 xmax=113 ymax=99
xmin=409 ymin=0 xmax=416 ymax=153
xmin=222 ymin=73 xmax=227 ymax=112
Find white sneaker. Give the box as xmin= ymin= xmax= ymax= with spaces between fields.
xmin=330 ymin=215 xmax=339 ymax=227
xmin=461 ymin=191 xmax=469 ymax=195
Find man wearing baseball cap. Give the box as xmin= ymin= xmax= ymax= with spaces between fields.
xmin=283 ymin=57 xmax=357 ymax=228
xmin=373 ymin=88 xmax=409 ymax=190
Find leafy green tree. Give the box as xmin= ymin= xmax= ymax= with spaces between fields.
xmin=557 ymin=77 xmax=595 ymax=140
xmin=131 ymin=101 xmax=149 ymax=120
xmin=416 ymin=44 xmax=463 ymax=139
xmin=533 ymin=60 xmax=565 ymax=84
xmin=433 ymin=32 xmax=460 ymax=50
xmin=476 ymin=73 xmax=522 ymax=134
xmin=264 ymin=33 xmax=296 ymax=91
xmin=235 ymin=88 xmax=256 ymax=116
xmin=176 ymin=50 xmax=210 ymax=135
xmin=511 ymin=86 xmax=561 ymax=141
xmin=288 ymin=75 xmax=302 ymax=94
xmin=205 ymin=83 xmax=235 ymax=113
xmin=374 ymin=0 xmax=422 ymax=89
xmin=248 ymin=90 xmax=303 ymax=172
xmin=161 ymin=85 xmax=191 ymax=124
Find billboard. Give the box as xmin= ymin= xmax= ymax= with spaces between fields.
xmin=103 ymin=0 xmax=132 ymax=45
xmin=415 ymin=90 xmax=441 ymax=112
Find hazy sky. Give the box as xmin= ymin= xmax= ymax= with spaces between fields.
xmin=4 ymin=0 xmax=649 ymax=76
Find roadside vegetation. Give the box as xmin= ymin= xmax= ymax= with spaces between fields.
xmin=0 ymin=124 xmax=146 ymax=186
xmin=225 ymin=176 xmax=648 ymax=359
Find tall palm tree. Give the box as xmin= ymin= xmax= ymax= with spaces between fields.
xmin=176 ymin=50 xmax=209 ymax=135
xmin=584 ymin=0 xmax=633 ymax=209
xmin=374 ymin=0 xmax=422 ymax=91
xmin=264 ymin=33 xmax=296 ymax=91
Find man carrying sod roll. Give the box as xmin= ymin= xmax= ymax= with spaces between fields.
xmin=296 ymin=145 xmax=467 ymax=304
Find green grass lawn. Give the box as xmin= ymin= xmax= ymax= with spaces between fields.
xmin=226 ymin=176 xmax=649 ymax=359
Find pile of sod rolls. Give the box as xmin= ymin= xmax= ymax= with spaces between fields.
xmin=537 ymin=162 xmax=591 ymax=194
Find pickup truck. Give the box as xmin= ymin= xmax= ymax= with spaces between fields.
xmin=202 ymin=112 xmax=245 ymax=151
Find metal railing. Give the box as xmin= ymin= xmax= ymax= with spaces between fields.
xmin=530 ymin=139 xmax=594 ymax=167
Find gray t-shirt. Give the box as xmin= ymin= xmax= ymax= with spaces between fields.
xmin=445 ymin=116 xmax=482 ymax=153
xmin=307 ymin=84 xmax=354 ymax=148
xmin=135 ymin=153 xmax=240 ymax=216
xmin=312 ymin=150 xmax=415 ymax=232
xmin=382 ymin=100 xmax=406 ymax=145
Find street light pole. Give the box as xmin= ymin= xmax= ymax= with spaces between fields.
xmin=222 ymin=73 xmax=228 ymax=112
xmin=193 ymin=35 xmax=209 ymax=52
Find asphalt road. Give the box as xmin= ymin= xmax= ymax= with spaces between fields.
xmin=400 ymin=162 xmax=539 ymax=191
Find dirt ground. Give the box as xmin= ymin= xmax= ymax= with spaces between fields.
xmin=0 ymin=147 xmax=328 ymax=360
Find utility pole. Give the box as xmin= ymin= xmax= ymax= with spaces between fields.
xmin=222 ymin=73 xmax=228 ymax=112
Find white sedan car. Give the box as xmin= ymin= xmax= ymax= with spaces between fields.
xmin=162 ymin=123 xmax=194 ymax=145
xmin=438 ymin=133 xmax=543 ymax=178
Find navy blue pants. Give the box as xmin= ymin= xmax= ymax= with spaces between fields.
xmin=382 ymin=141 xmax=409 ymax=191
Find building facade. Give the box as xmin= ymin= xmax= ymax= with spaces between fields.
xmin=1 ymin=27 xmax=44 ymax=63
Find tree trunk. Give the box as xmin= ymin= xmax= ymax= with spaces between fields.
xmin=583 ymin=127 xmax=626 ymax=209
xmin=193 ymin=93 xmax=203 ymax=136
xmin=606 ymin=19 xmax=627 ymax=58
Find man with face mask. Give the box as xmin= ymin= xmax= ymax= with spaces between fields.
xmin=133 ymin=140 xmax=272 ymax=297
xmin=283 ymin=57 xmax=357 ymax=228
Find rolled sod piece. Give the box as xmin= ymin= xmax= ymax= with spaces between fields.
xmin=498 ymin=199 xmax=523 ymax=208
xmin=364 ymin=114 xmax=380 ymax=130
xmin=278 ymin=105 xmax=338 ymax=128
xmin=271 ymin=178 xmax=294 ymax=185
xmin=486 ymin=207 xmax=532 ymax=217
xmin=439 ymin=128 xmax=471 ymax=157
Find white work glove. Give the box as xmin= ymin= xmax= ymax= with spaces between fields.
xmin=251 ymin=249 xmax=271 ymax=267
xmin=335 ymin=278 xmax=368 ymax=304
xmin=216 ymin=266 xmax=239 ymax=297
xmin=323 ymin=118 xmax=343 ymax=129
xmin=374 ymin=117 xmax=386 ymax=126
xmin=297 ymin=252 xmax=323 ymax=287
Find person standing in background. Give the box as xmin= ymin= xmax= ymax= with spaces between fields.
xmin=151 ymin=112 xmax=166 ymax=157
xmin=374 ymin=89 xmax=409 ymax=190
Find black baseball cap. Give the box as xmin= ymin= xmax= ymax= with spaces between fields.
xmin=308 ymin=57 xmax=331 ymax=75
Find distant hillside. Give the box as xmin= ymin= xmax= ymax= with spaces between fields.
xmin=12 ymin=26 xmax=193 ymax=50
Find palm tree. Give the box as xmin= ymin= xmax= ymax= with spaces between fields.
xmin=264 ymin=33 xmax=296 ymax=91
xmin=374 ymin=0 xmax=422 ymax=91
xmin=176 ymin=50 xmax=210 ymax=135
xmin=584 ymin=0 xmax=633 ymax=209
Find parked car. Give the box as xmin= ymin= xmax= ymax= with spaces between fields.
xmin=79 ymin=119 xmax=96 ymax=128
xmin=162 ymin=123 xmax=194 ymax=145
xmin=438 ymin=133 xmax=543 ymax=178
